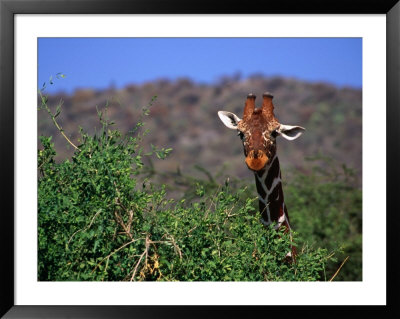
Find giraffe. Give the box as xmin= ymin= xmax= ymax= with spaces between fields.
xmin=218 ymin=92 xmax=305 ymax=261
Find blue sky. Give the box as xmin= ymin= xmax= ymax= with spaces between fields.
xmin=38 ymin=38 xmax=362 ymax=94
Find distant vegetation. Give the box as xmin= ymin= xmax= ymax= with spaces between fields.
xmin=38 ymin=75 xmax=362 ymax=186
xmin=38 ymin=75 xmax=362 ymax=281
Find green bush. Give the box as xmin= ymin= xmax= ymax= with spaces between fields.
xmin=285 ymin=157 xmax=362 ymax=281
xmin=159 ymin=159 xmax=362 ymax=281
xmin=38 ymin=98 xmax=337 ymax=281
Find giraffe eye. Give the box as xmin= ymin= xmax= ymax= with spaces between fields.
xmin=271 ymin=130 xmax=278 ymax=138
xmin=237 ymin=131 xmax=245 ymax=140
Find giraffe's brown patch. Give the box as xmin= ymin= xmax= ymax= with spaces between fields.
xmin=256 ymin=168 xmax=265 ymax=178
xmin=265 ymin=157 xmax=280 ymax=190
xmin=255 ymin=174 xmax=266 ymax=199
xmin=268 ymin=183 xmax=284 ymax=222
xmin=268 ymin=181 xmax=281 ymax=202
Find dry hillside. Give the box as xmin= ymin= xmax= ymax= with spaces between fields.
xmin=38 ymin=75 xmax=362 ymax=186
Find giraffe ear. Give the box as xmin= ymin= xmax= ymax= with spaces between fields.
xmin=218 ymin=111 xmax=241 ymax=130
xmin=277 ymin=124 xmax=305 ymax=140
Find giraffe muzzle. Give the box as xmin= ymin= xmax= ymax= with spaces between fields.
xmin=245 ymin=150 xmax=268 ymax=171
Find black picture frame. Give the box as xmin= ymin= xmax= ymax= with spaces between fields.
xmin=1 ymin=0 xmax=399 ymax=318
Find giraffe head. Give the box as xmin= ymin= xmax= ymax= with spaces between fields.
xmin=218 ymin=92 xmax=305 ymax=172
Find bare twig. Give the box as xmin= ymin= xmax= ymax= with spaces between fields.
xmin=131 ymin=250 xmax=147 ymax=281
xmin=329 ymin=256 xmax=350 ymax=281
xmin=114 ymin=210 xmax=133 ymax=240
xmin=67 ymin=209 xmax=102 ymax=247
xmin=91 ymin=237 xmax=145 ymax=274
xmin=113 ymin=182 xmax=135 ymax=240
xmin=206 ymin=185 xmax=221 ymax=214
xmin=165 ymin=234 xmax=182 ymax=259
xmin=41 ymin=95 xmax=80 ymax=151
xmin=187 ymin=226 xmax=197 ymax=234
xmin=130 ymin=234 xmax=150 ymax=281
xmin=326 ymin=251 xmax=336 ymax=260
xmin=102 ymin=256 xmax=110 ymax=281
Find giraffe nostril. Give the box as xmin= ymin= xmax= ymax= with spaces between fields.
xmin=252 ymin=150 xmax=264 ymax=159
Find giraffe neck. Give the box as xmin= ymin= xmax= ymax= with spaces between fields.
xmin=254 ymin=155 xmax=291 ymax=231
